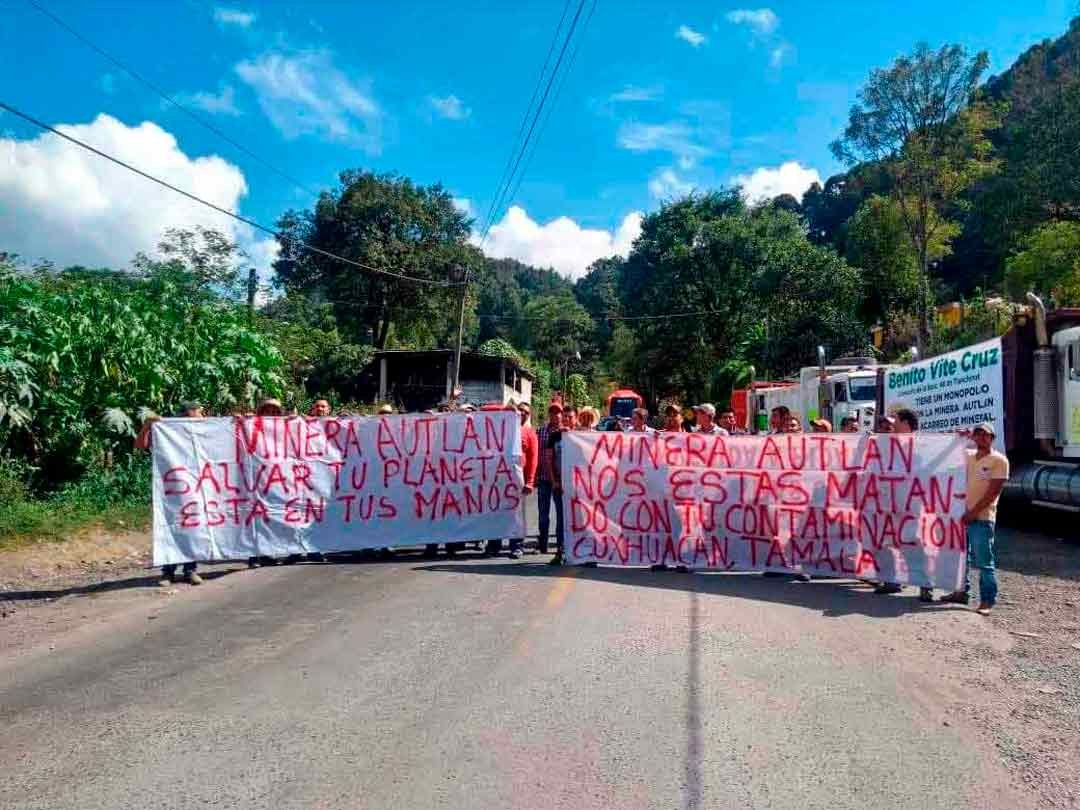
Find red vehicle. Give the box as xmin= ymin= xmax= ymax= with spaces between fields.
xmin=606 ymin=388 xmax=643 ymax=419
xmin=731 ymin=381 xmax=796 ymax=432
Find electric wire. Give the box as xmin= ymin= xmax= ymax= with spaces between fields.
xmin=27 ymin=0 xmax=324 ymax=201
xmin=475 ymin=0 xmax=573 ymax=242
xmin=504 ymin=0 xmax=598 ymax=212
xmin=478 ymin=0 xmax=588 ymax=245
xmin=0 ymin=101 xmax=462 ymax=287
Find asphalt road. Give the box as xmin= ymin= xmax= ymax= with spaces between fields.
xmin=1 ymin=532 xmax=1038 ymax=809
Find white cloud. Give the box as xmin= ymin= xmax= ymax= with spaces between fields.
xmin=0 ymin=114 xmax=277 ymax=282
xmin=235 ymin=50 xmax=383 ymax=152
xmin=610 ymin=84 xmax=662 ymax=103
xmin=452 ymin=197 xmax=475 ymax=218
xmin=617 ymin=120 xmax=709 ymax=169
xmin=648 ymin=168 xmax=695 ymax=201
xmin=179 ymin=85 xmax=242 ymax=116
xmin=428 ymin=94 xmax=471 ymax=121
xmin=213 ymin=7 xmax=255 ymax=27
xmin=725 ymin=8 xmax=779 ymax=35
xmin=731 ymin=161 xmax=821 ymax=204
xmin=481 ymin=206 xmax=642 ymax=279
xmin=675 ymin=25 xmax=706 ymax=47
xmin=769 ymin=43 xmax=792 ymax=68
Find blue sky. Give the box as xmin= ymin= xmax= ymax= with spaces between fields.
xmin=0 ymin=1 xmax=1075 ymax=279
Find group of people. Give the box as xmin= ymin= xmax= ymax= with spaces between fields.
xmin=137 ymin=393 xmax=1007 ymax=617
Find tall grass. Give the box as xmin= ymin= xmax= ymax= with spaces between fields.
xmin=0 ymin=456 xmax=150 ymax=549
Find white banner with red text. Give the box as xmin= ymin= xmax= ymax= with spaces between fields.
xmin=152 ymin=412 xmax=525 ymax=565
xmin=561 ymin=431 xmax=967 ymax=590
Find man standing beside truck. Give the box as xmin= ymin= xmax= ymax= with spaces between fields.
xmin=942 ymin=423 xmax=1008 ymax=615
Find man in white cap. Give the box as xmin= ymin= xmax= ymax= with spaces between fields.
xmin=692 ymin=403 xmax=728 ymax=435
xmin=941 ymin=422 xmax=1008 ymax=615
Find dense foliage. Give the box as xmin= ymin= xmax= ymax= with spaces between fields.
xmin=0 ymin=259 xmax=284 ymax=487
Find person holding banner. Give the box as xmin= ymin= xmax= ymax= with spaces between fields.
xmin=134 ymin=401 xmax=204 ymax=587
xmin=719 ymin=409 xmax=746 ymax=435
xmin=692 ymin=403 xmax=728 ymax=435
xmin=769 ymin=406 xmax=791 ymax=434
xmin=534 ymin=403 xmax=562 ymax=555
xmin=875 ymin=409 xmax=924 ymax=598
xmin=661 ymin=404 xmax=685 ymax=433
xmin=485 ymin=403 xmax=538 ymax=558
xmin=941 ymin=423 xmax=1008 ymax=615
xmin=629 ymin=408 xmax=654 ymax=433
xmin=545 ymin=423 xmax=565 ymax=566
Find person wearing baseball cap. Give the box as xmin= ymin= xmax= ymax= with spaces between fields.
xmin=941 ymin=422 xmax=1008 ymax=615
xmin=692 ymin=403 xmax=728 ymax=435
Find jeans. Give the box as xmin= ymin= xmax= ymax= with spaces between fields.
xmin=537 ymin=481 xmax=562 ymax=554
xmin=964 ymin=521 xmax=998 ymax=606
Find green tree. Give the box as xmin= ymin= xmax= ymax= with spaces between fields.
xmin=831 ymin=43 xmax=1002 ymax=348
xmin=574 ymin=257 xmax=622 ymax=354
xmin=274 ymin=171 xmax=478 ymax=348
xmin=616 ymin=192 xmax=867 ymax=399
xmin=133 ymin=225 xmax=248 ymax=299
xmin=0 ymin=262 xmax=283 ymax=483
xmin=1005 ymin=221 xmax=1080 ymax=304
xmin=845 ymin=196 xmax=926 ymax=326
xmin=512 ymin=292 xmax=593 ymax=369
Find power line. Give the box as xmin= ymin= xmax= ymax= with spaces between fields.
xmin=504 ymin=0 xmax=598 ymax=211
xmin=477 ymin=309 xmax=726 ymax=323
xmin=479 ymin=0 xmax=588 ymax=245
xmin=27 ymin=0 xmax=323 ymax=200
xmin=476 ymin=0 xmax=573 ymax=243
xmin=0 ymin=101 xmax=462 ymax=288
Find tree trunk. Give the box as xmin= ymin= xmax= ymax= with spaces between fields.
xmin=374 ymin=317 xmax=390 ymax=349
xmin=917 ymin=238 xmax=931 ymax=356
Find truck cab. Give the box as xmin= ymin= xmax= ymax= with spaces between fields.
xmin=1050 ymin=324 xmax=1080 ymax=459
xmin=820 ymin=370 xmax=879 ymax=432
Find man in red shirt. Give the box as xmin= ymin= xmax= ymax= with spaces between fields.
xmin=485 ymin=402 xmax=538 ymax=559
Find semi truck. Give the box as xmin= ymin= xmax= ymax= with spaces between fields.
xmin=740 ymin=354 xmax=889 ymax=433
xmin=882 ymin=296 xmax=1080 ymax=513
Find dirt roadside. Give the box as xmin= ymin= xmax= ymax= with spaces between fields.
xmin=1 ymin=521 xmax=1078 ymax=807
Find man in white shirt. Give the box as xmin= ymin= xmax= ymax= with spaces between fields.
xmin=629 ymin=407 xmax=654 ymax=433
xmin=693 ymin=403 xmax=728 ymax=435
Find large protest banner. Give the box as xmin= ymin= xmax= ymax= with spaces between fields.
xmin=152 ymin=412 xmax=524 ymax=565
xmin=562 ymin=431 xmax=967 ymax=590
xmin=884 ymin=337 xmax=1005 ymax=451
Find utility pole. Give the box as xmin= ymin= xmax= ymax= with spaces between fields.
xmin=451 ymin=265 xmax=469 ymax=406
xmin=246 ymin=267 xmax=257 ymax=324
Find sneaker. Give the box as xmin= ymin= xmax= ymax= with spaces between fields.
xmin=158 ymin=575 xmax=174 ymax=587
xmin=976 ymin=603 xmax=992 ymax=616
xmin=509 ymin=550 xmax=523 ymax=560
xmin=185 ymin=571 xmax=203 ymax=586
xmin=939 ymin=591 xmax=970 ymax=605
xmin=919 ymin=588 xmax=934 ymax=603
xmin=873 ymin=583 xmax=903 ymax=595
